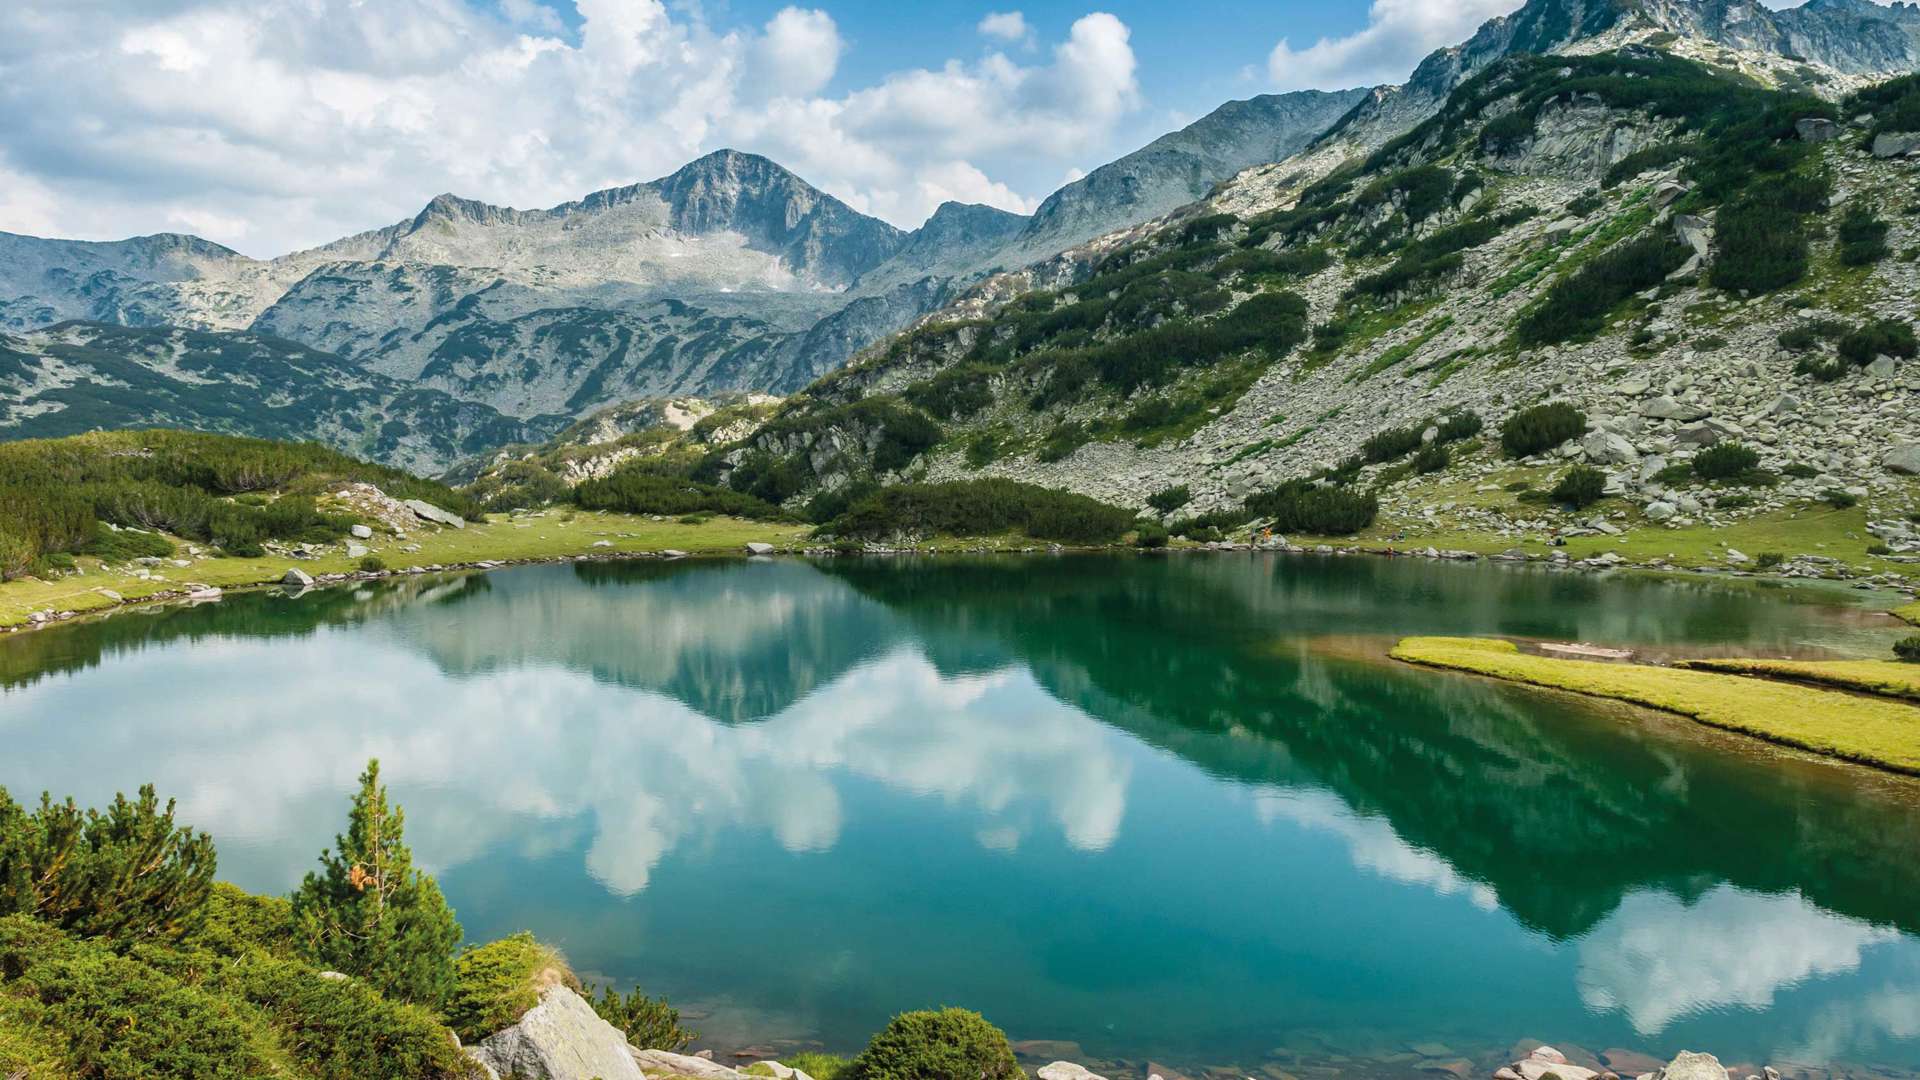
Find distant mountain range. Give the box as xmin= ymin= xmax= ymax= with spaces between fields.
xmin=5 ymin=0 xmax=1920 ymax=473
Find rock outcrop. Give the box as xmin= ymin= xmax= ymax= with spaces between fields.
xmin=468 ymin=985 xmax=646 ymax=1080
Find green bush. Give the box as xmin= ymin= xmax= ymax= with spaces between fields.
xmin=1895 ymin=636 xmax=1920 ymax=662
xmin=964 ymin=433 xmax=1001 ymax=469
xmin=905 ymin=365 xmax=997 ymax=420
xmin=1360 ymin=426 xmax=1424 ymax=464
xmin=804 ymin=481 xmax=879 ymax=526
xmin=445 ymin=932 xmax=565 ymax=1043
xmin=1500 ymin=403 xmax=1586 ymax=458
xmin=845 ymin=1008 xmax=1022 ymax=1080
xmin=1412 ymin=443 xmax=1450 ymax=475
xmin=1838 ymin=319 xmax=1918 ymax=366
xmin=357 ymin=555 xmax=387 ymax=573
xmin=592 ymin=984 xmax=697 ymax=1052
xmin=819 ymin=480 xmax=1136 ymax=545
xmin=1134 ymin=523 xmax=1170 ymax=549
xmin=1778 ymin=320 xmax=1847 ymax=351
xmin=0 ymin=430 xmax=479 ymax=573
xmin=1550 ymin=466 xmax=1608 ymax=509
xmin=205 ymin=950 xmax=475 ymax=1079
xmin=1692 ymin=443 xmax=1762 ymax=480
xmin=0 ymin=916 xmax=277 ymax=1079
xmin=0 ymin=784 xmax=215 ymax=944
xmin=1710 ymin=186 xmax=1818 ymax=293
xmin=1755 ymin=552 xmax=1785 ymax=569
xmin=468 ymin=460 xmax=568 ymax=513
xmin=1518 ymin=235 xmax=1688 ymax=344
xmin=1436 ymin=411 xmax=1483 ymax=442
xmin=575 ymin=463 xmax=786 ymax=520
xmin=290 ymin=760 xmax=462 ymax=1009
xmin=1837 ymin=204 xmax=1891 ymax=266
xmin=1244 ymin=481 xmax=1378 ymax=535
xmin=1824 ymin=488 xmax=1860 ymax=509
xmin=1145 ymin=485 xmax=1192 ymax=514
xmin=1037 ymin=422 xmax=1092 ymax=464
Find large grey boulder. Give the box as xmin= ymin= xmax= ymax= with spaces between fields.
xmin=1795 ymin=117 xmax=1839 ymax=143
xmin=349 ymin=523 xmax=374 ymax=539
xmin=1640 ymin=396 xmax=1710 ymax=422
xmin=745 ymin=542 xmax=777 ymax=555
xmin=1672 ymin=215 xmax=1711 ymax=257
xmin=1581 ymin=431 xmax=1639 ymax=466
xmin=469 ymin=985 xmax=645 ymax=1080
xmin=1038 ymin=1065 xmax=1110 ymax=1080
xmin=1653 ymin=1052 xmax=1730 ymax=1080
xmin=282 ymin=568 xmax=315 ymax=588
xmin=405 ymin=499 xmax=467 ymax=529
xmin=1885 ymin=444 xmax=1920 ymax=475
xmin=630 ymin=1048 xmax=744 ymax=1078
xmin=1873 ymin=132 xmax=1920 ymax=158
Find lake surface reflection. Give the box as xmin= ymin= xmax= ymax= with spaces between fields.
xmin=5 ymin=555 xmax=1918 ymax=1075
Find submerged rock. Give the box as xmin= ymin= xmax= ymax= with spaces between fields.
xmin=469 ymin=985 xmax=645 ymax=1080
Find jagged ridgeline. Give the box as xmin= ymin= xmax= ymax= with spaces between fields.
xmin=0 ymin=430 xmax=477 ymax=578
xmin=674 ymin=49 xmax=1916 ymax=536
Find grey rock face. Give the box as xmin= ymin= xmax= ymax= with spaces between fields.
xmin=629 ymin=1048 xmax=743 ymax=1079
xmin=1013 ymin=88 xmax=1373 ymax=259
xmin=469 ymin=985 xmax=645 ymax=1080
xmin=0 ymin=322 xmax=562 ymax=475
xmin=1885 ymin=443 xmax=1920 ymax=474
xmin=282 ymin=568 xmax=315 ymax=588
xmin=1796 ymin=117 xmax=1839 ymax=142
xmin=1583 ymin=430 xmax=1640 ymax=465
xmin=404 ymin=499 xmax=466 ymax=529
xmin=1654 ymin=1052 xmax=1731 ymax=1080
xmin=1640 ymin=395 xmax=1711 ymax=421
xmin=1874 ymin=131 xmax=1920 ymax=158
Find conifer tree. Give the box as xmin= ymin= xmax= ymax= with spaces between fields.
xmin=0 ymin=784 xmax=216 ymax=942
xmin=290 ymin=759 xmax=462 ymax=1007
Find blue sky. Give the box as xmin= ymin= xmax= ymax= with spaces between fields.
xmin=0 ymin=0 xmax=1622 ymax=253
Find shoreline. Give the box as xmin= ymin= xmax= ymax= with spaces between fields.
xmin=3 ymin=526 xmax=1912 ymax=638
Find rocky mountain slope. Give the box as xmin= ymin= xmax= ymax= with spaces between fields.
xmin=0 ymin=95 xmax=1374 ymax=461
xmin=0 ymin=322 xmax=562 ymax=475
xmin=663 ymin=42 xmax=1920 ymax=563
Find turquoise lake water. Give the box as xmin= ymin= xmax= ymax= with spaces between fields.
xmin=4 ymin=555 xmax=1919 ymax=1076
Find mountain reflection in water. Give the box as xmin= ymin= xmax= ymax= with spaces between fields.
xmin=4 ymin=555 xmax=1917 ymax=1071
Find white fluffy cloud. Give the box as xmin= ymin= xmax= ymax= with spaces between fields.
xmin=0 ymin=1 xmax=1141 ymax=255
xmin=978 ymin=11 xmax=1033 ymax=45
xmin=1268 ymin=0 xmax=1519 ymax=91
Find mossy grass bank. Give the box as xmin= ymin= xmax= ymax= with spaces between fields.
xmin=1390 ymin=636 xmax=1920 ymax=775
xmin=1678 ymin=657 xmax=1920 ymax=702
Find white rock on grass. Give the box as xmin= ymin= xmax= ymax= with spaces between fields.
xmin=282 ymin=568 xmax=315 ymax=588
xmin=349 ymin=523 xmax=374 ymax=539
xmin=746 ymin=542 xmax=776 ymax=555
xmin=469 ymin=985 xmax=645 ymax=1080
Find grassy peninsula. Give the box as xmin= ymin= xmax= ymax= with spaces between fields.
xmin=1392 ymin=636 xmax=1920 ymax=774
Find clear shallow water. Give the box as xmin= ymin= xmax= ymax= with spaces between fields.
xmin=4 ymin=555 xmax=1920 ymax=1076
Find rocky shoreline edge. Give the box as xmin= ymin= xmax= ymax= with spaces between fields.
xmin=466 ymin=983 xmax=1870 ymax=1080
